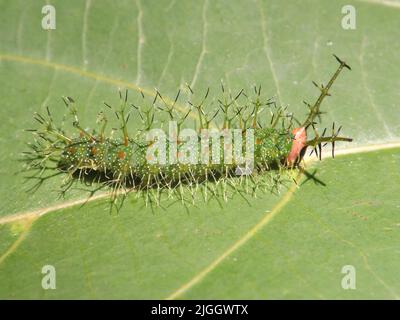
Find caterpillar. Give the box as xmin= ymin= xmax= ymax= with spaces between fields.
xmin=23 ymin=55 xmax=352 ymax=211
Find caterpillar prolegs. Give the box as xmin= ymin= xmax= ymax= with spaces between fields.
xmin=23 ymin=55 xmax=352 ymax=211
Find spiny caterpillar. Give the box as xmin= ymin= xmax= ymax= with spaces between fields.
xmin=23 ymin=55 xmax=352 ymax=211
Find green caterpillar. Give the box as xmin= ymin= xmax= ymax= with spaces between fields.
xmin=24 ymin=55 xmax=352 ymax=211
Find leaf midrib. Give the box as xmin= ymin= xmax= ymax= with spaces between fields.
xmin=2 ymin=144 xmax=398 ymax=300
xmin=2 ymin=141 xmax=399 ymax=225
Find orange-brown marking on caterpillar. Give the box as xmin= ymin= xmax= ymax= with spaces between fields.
xmin=91 ymin=147 xmax=97 ymax=155
xmin=117 ymin=150 xmax=126 ymax=160
xmin=68 ymin=147 xmax=76 ymax=154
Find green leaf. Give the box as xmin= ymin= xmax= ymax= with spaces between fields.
xmin=0 ymin=0 xmax=399 ymax=299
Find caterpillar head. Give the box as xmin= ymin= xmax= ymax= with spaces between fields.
xmin=287 ymin=127 xmax=307 ymax=164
